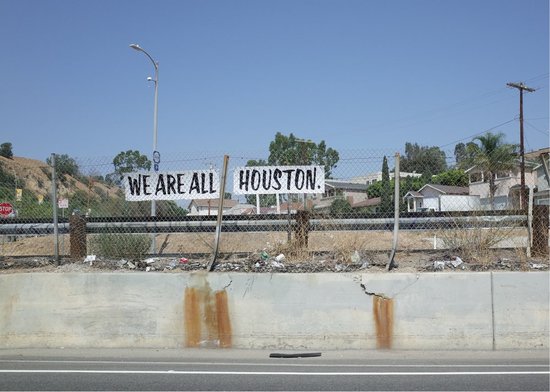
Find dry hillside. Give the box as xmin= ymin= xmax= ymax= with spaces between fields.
xmin=0 ymin=155 xmax=120 ymax=200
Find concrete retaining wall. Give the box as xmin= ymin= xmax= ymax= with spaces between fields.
xmin=0 ymin=272 xmax=548 ymax=350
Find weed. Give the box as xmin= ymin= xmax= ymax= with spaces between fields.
xmin=437 ymin=213 xmax=521 ymax=265
xmin=90 ymin=233 xmax=151 ymax=261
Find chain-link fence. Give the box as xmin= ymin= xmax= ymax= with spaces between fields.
xmin=1 ymin=147 xmax=548 ymax=264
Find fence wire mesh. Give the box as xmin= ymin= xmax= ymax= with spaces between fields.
xmin=1 ymin=147 xmax=548 ymax=263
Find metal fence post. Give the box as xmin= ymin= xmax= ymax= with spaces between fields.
xmin=208 ymin=155 xmax=229 ymax=271
xmin=50 ymin=153 xmax=60 ymax=265
xmin=387 ymin=152 xmax=400 ymax=271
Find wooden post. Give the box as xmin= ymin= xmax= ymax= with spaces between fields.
xmin=295 ymin=210 xmax=310 ymax=249
xmin=532 ymin=205 xmax=549 ymax=257
xmin=69 ymin=214 xmax=87 ymax=259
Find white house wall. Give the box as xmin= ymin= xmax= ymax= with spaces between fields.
xmin=440 ymin=195 xmax=481 ymax=211
xmin=469 ymin=172 xmax=536 ymax=199
xmin=420 ymin=187 xmax=444 ymax=198
xmin=423 ymin=198 xmax=439 ymax=211
xmin=480 ymin=196 xmax=510 ymax=210
xmin=347 ymin=190 xmax=369 ymax=204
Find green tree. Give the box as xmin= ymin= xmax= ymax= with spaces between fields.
xmin=46 ymin=154 xmax=80 ymax=178
xmin=401 ymin=142 xmax=447 ymax=177
xmin=380 ymin=156 xmax=392 ymax=213
xmin=368 ymin=175 xmax=427 ymax=212
xmin=0 ymin=143 xmax=13 ymax=159
xmin=460 ymin=132 xmax=518 ymax=209
xmin=0 ymin=163 xmax=16 ymax=188
xmin=454 ymin=142 xmax=477 ymax=168
xmin=156 ymin=200 xmax=189 ymax=217
xmin=268 ymin=132 xmax=339 ymax=178
xmin=108 ymin=150 xmax=152 ymax=185
xmin=431 ymin=169 xmax=468 ymax=187
xmin=329 ymin=198 xmax=353 ymax=217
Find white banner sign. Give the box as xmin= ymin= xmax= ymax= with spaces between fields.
xmin=125 ymin=170 xmax=219 ymax=201
xmin=233 ymin=165 xmax=325 ymax=195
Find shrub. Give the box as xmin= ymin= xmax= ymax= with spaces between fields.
xmin=90 ymin=233 xmax=151 ymax=261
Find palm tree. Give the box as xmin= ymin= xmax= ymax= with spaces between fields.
xmin=462 ymin=132 xmax=518 ymax=209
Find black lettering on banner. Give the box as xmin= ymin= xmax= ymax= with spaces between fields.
xmin=177 ymin=174 xmax=186 ymax=194
xmin=295 ymin=169 xmax=305 ymax=190
xmin=273 ymin=169 xmax=282 ymax=190
xmin=232 ymin=166 xmax=322 ymax=195
xmin=127 ymin=175 xmax=142 ymax=195
xmin=167 ymin=174 xmax=177 ymax=194
xmin=189 ymin=172 xmax=201 ymax=194
xmin=209 ymin=172 xmax=216 ymax=194
xmin=283 ymin=169 xmax=294 ymax=190
xmin=126 ymin=170 xmax=220 ymax=200
xmin=251 ymin=169 xmax=261 ymax=191
xmin=200 ymin=173 xmax=207 ymax=194
xmin=262 ymin=169 xmax=272 ymax=190
xmin=306 ymin=168 xmax=316 ymax=190
xmin=239 ymin=170 xmax=249 ymax=192
xmin=155 ymin=174 xmax=167 ymax=195
xmin=143 ymin=175 xmax=152 ymax=195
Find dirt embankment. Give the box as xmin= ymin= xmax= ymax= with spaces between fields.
xmin=1 ymin=246 xmax=547 ymax=275
xmin=0 ymin=155 xmax=119 ymax=200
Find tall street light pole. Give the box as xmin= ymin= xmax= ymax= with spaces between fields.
xmin=130 ymin=43 xmax=159 ymax=252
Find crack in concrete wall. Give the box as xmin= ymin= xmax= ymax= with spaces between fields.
xmin=223 ymin=279 xmax=233 ymax=290
xmin=358 ymin=281 xmax=394 ymax=349
xmin=359 ymin=283 xmax=390 ymax=299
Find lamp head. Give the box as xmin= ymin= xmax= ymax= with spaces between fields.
xmin=129 ymin=44 xmax=142 ymax=51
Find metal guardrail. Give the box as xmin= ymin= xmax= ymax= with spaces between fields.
xmin=0 ymin=212 xmax=527 ymax=235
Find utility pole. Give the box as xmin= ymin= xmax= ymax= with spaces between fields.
xmin=507 ymin=82 xmax=535 ymax=210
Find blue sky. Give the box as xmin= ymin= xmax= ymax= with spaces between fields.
xmin=1 ymin=0 xmax=548 ymax=164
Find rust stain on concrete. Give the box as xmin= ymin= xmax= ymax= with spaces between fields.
xmin=184 ymin=283 xmax=232 ymax=348
xmin=215 ymin=290 xmax=232 ymax=348
xmin=373 ymin=296 xmax=394 ymax=349
xmin=184 ymin=287 xmax=201 ymax=347
xmin=204 ymin=288 xmax=217 ymax=343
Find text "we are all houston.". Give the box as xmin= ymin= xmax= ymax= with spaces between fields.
xmin=124 ymin=165 xmax=325 ymax=201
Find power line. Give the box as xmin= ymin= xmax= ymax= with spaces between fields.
xmin=367 ymin=72 xmax=549 ymax=132
xmin=525 ymin=73 xmax=549 ymax=83
xmin=524 ymin=120 xmax=549 ymax=134
xmin=438 ymin=118 xmax=518 ymax=148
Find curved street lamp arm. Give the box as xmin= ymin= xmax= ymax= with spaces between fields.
xmin=129 ymin=44 xmax=159 ymax=71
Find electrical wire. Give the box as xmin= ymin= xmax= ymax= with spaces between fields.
xmin=524 ymin=120 xmax=550 ymax=136
xmin=438 ymin=118 xmax=518 ymax=148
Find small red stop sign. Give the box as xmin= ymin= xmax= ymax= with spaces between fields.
xmin=0 ymin=202 xmax=13 ymax=217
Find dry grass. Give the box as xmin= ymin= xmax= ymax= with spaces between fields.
xmin=1 ymin=228 xmax=528 ymax=264
xmin=436 ymin=218 xmax=525 ymax=265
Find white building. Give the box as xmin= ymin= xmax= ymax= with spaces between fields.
xmin=465 ymin=162 xmax=538 ymax=210
xmin=526 ymin=148 xmax=550 ymax=206
xmin=351 ymin=171 xmax=423 ymax=185
xmin=404 ymin=184 xmax=479 ymax=212
xmin=187 ymin=198 xmax=238 ymax=216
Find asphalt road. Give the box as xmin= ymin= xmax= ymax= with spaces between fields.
xmin=0 ymin=349 xmax=548 ymax=391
